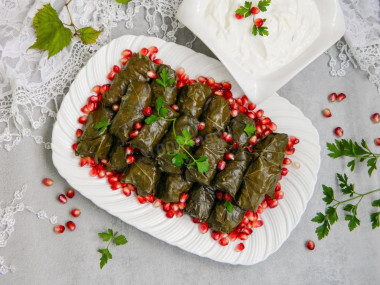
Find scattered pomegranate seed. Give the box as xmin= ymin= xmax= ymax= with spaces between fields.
xmin=254 ymin=18 xmax=264 ymax=27
xmin=247 ymin=112 xmax=255 ymax=120
xmin=268 ymin=199 xmax=278 ymax=208
xmin=293 ymin=161 xmax=301 ymax=169
xmin=166 ymin=210 xmax=175 ymax=218
xmin=71 ymin=208 xmax=81 ymax=218
xmin=92 ymin=85 xmax=101 ymax=94
xmin=306 ymin=240 xmax=315 ymax=250
xmin=193 ymin=137 xmax=201 ymax=146
xmin=140 ymin=48 xmax=149 ymax=55
xmin=283 ymin=158 xmax=291 ymax=165
xmin=180 ymin=193 xmax=189 ymax=203
xmin=79 ymin=158 xmax=88 ymax=167
xmin=100 ymin=84 xmax=110 ymax=94
xmin=72 ymin=143 xmax=78 ymax=151
xmin=371 ymin=113 xmax=379 ymax=123
xmin=199 ymin=222 xmax=209 ymax=234
xmin=134 ymin=122 xmax=143 ymax=130
xmin=148 ymin=46 xmax=158 ymax=54
xmin=249 ymin=135 xmax=258 ymax=146
xmin=178 ymin=202 xmax=186 ymax=209
xmin=328 ymin=93 xmax=337 ymax=102
xmin=146 ymin=195 xmax=155 ymax=203
xmin=322 ymin=108 xmax=332 ymax=118
xmin=198 ymin=122 xmax=206 ymax=131
xmin=251 ymin=6 xmax=260 ymax=14
xmin=235 ymin=243 xmax=245 ymax=252
xmin=113 ymin=65 xmax=121 ymax=73
xmin=176 ymin=210 xmax=184 ymax=218
xmin=275 ymin=191 xmax=284 ymax=200
xmin=268 ymin=122 xmax=277 ymax=132
xmin=334 ymin=127 xmax=344 ymax=137
xmin=206 ymin=77 xmax=215 ymax=87
xmin=235 ymin=13 xmax=244 ymax=20
xmin=66 ymin=189 xmax=75 ymax=198
xmin=211 ymin=231 xmax=221 ymax=240
xmin=42 ymin=178 xmax=54 ymax=187
xmin=217 ymin=161 xmax=226 ymax=171
xmin=224 ymin=193 xmax=232 ymax=201
xmin=230 ymin=102 xmax=238 ymax=110
xmin=230 ymin=109 xmax=239 ymax=117
xmin=229 ymin=231 xmax=238 ymax=241
xmin=192 ymin=217 xmax=200 ymax=223
xmin=78 ymin=116 xmax=88 ymax=124
xmin=219 ymin=237 xmax=229 ymax=246
xmin=337 ymin=93 xmax=346 ymax=102
xmin=281 ymin=168 xmax=288 ymax=176
xmin=57 ymin=194 xmax=67 ymax=204
xmin=163 ymin=203 xmax=171 ymax=212
xmin=248 ymin=102 xmax=256 ymax=111
xmin=107 ymin=71 xmax=116 ymax=81
xmin=54 ymin=225 xmax=65 ymax=234
xmin=137 ymin=196 xmax=146 ymax=204
xmin=286 ymin=148 xmax=295 ymax=155
xmin=152 ymin=199 xmax=162 ymax=208
xmin=256 ymin=109 xmax=264 ymax=118
xmin=122 ymin=186 xmax=132 ymax=197
xmin=75 ymin=129 xmax=83 ymax=138
xmin=130 ymin=130 xmax=139 ymax=139
xmin=89 ymin=95 xmax=99 ymax=103
xmin=89 ymin=167 xmax=98 ymax=177
xmin=375 ymin=138 xmax=380 ymax=146
xmin=122 ymin=49 xmax=132 ymax=58
xmin=224 ymin=152 xmax=235 ymax=161
xmin=171 ymin=203 xmax=179 ymax=212
xmin=147 ymin=70 xmax=157 ymax=79
xmin=125 ymin=146 xmax=133 ymax=155
xmin=225 ymin=134 xmax=233 ymax=143
xmin=126 ymin=155 xmax=136 ymax=164
xmin=143 ymin=106 xmax=152 ymax=117
xmin=66 ymin=221 xmax=76 ymax=231
xmin=171 ymin=104 xmax=179 ymax=111
xmin=216 ymin=191 xmax=223 ymax=200
xmin=111 ymin=182 xmax=122 ymax=190
xmin=176 ymin=67 xmax=185 ymax=76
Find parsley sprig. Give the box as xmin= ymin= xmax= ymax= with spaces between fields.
xmin=312 ymin=174 xmax=380 ymax=240
xmin=144 ymin=97 xmax=169 ymax=124
xmin=327 ymin=139 xmax=380 ymax=176
xmin=94 ymin=118 xmax=111 ymax=133
xmin=98 ymin=229 xmax=128 ymax=269
xmin=252 ymin=20 xmax=269 ymax=36
xmin=235 ymin=1 xmax=253 ymax=18
xmin=235 ymin=1 xmax=271 ymax=37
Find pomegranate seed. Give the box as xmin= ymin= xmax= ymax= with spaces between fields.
xmin=222 ymin=81 xmax=231 ymax=90
xmin=152 ymin=199 xmax=162 ymax=208
xmin=229 ymin=231 xmax=238 ymax=241
xmin=146 ymin=195 xmax=155 ymax=203
xmin=239 ymin=233 xmax=248 ymax=240
xmin=275 ymin=191 xmax=284 ymax=200
xmin=76 ymin=129 xmax=83 ymax=138
xmin=216 ymin=191 xmax=223 ymax=200
xmin=177 ymin=67 xmax=185 ymax=76
xmin=306 ymin=240 xmax=315 ymax=250
xmin=206 ymin=77 xmax=215 ymax=87
xmin=89 ymin=167 xmax=98 ymax=177
xmin=42 ymin=178 xmax=54 ymax=187
xmin=334 ymin=127 xmax=344 ymax=137
xmin=89 ymin=95 xmax=99 ymax=103
xmin=322 ymin=108 xmax=332 ymax=118
xmin=261 ymin=117 xmax=271 ymax=125
xmin=163 ymin=203 xmax=171 ymax=212
xmin=232 ymin=141 xmax=238 ymax=149
xmin=219 ymin=237 xmax=229 ymax=246
xmin=149 ymin=46 xmax=158 ymax=54
xmin=236 ymin=98 xmax=243 ymax=106
xmin=199 ymin=222 xmax=209 ymax=234
xmin=224 ymin=193 xmax=232 ymax=201
xmin=108 ymin=176 xmax=118 ymax=184
xmin=140 ymin=48 xmax=149 ymax=55
xmin=166 ymin=210 xmax=175 ymax=218
xmin=134 ymin=122 xmax=143 ymax=130
xmin=72 ymin=143 xmax=78 ymax=151
xmin=122 ymin=49 xmax=132 ymax=58
xmin=337 ymin=93 xmax=346 ymax=102
xmin=283 ymin=158 xmax=291 ymax=165
xmin=286 ymin=148 xmax=295 ymax=155
xmin=254 ymin=18 xmax=264 ymax=27
xmin=111 ymin=182 xmax=122 ymax=190
xmin=137 ymin=196 xmax=146 ymax=204
xmin=211 ymin=231 xmax=221 ymax=240
xmin=180 ymin=193 xmax=189 ymax=203
xmin=193 ymin=137 xmax=201 ymax=146
xmin=176 ymin=210 xmax=184 ymax=218
xmin=242 ymin=228 xmax=252 ymax=235
xmin=268 ymin=122 xmax=277 ymax=131
xmin=328 ymin=93 xmax=337 ymax=102
xmin=171 ymin=104 xmax=179 ymax=111
xmin=125 ymin=146 xmax=133 ymax=155
xmin=71 ymin=208 xmax=81 ymax=218
xmin=66 ymin=221 xmax=76 ymax=231
xmin=107 ymin=71 xmax=116 ymax=81
xmin=120 ymin=58 xmax=129 ymax=65
xmin=248 ymin=102 xmax=256 ymax=111
xmin=58 ymin=194 xmax=67 ymax=204
xmin=147 ymin=70 xmax=157 ymax=79
xmin=217 ymin=161 xmax=226 ymax=171
xmin=192 ymin=218 xmax=200 ymax=223
xmin=230 ymin=102 xmax=238 ymax=110
xmin=224 ymin=152 xmax=234 ymax=161
xmin=281 ymin=168 xmax=288 ymax=176
xmin=225 ymin=134 xmax=233 ymax=145
xmin=254 ymin=220 xmax=264 ymax=228
xmin=178 ymin=202 xmax=186 ymax=209
xmin=126 ymin=155 xmax=136 ymax=164
xmin=54 ymin=225 xmax=65 ymax=234
xmin=256 ymin=110 xmax=264 ymax=118
xmin=143 ymin=106 xmax=152 ymax=117
xmin=251 ymin=6 xmax=260 ymax=14
xmin=113 ymin=65 xmax=121 ymax=73
xmin=290 ymin=136 xmax=300 ymax=144
xmin=80 ymin=105 xmax=90 ymax=114
xmin=239 ymin=106 xmax=247 ymax=114
xmin=171 ymin=203 xmax=179 ymax=212
xmin=130 ymin=130 xmax=139 ymax=139
xmin=66 ymin=189 xmax=75 ymax=198
xmin=79 ymin=158 xmax=88 ymax=167
xmin=198 ymin=122 xmax=206 ymax=131
xmin=235 ymin=13 xmax=244 ymax=19
xmin=371 ymin=113 xmax=380 ymax=123
xmin=122 ymin=186 xmax=132 ymax=197
xmin=375 ymin=138 xmax=380 ymax=146
xmin=78 ymin=116 xmax=88 ymax=124
xmin=268 ymin=199 xmax=278 ymax=208
xmin=110 ymin=104 xmax=119 ymax=112
xmin=293 ymin=161 xmax=301 ymax=169
xmin=92 ymin=85 xmax=101 ymax=94
xmin=100 ymin=84 xmax=110 ymax=94
xmin=235 ymin=243 xmax=245 ymax=252
xmin=180 ymin=74 xmax=189 ymax=82
xmin=249 ymin=135 xmax=258 ymax=146
xmin=224 ymin=90 xmax=233 ymax=99
xmin=261 ymin=200 xmax=268 ymax=209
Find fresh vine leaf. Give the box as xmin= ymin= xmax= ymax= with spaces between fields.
xmin=322 ymin=185 xmax=334 ymax=204
xmin=235 ymin=1 xmax=252 ymax=17
xmin=258 ymin=0 xmax=271 ymax=12
xmin=372 ymin=199 xmax=380 ymax=207
xmin=258 ymin=26 xmax=269 ymax=36
xmin=244 ymin=124 xmax=256 ymax=137
xmin=145 ymin=115 xmax=158 ymax=125
xmin=171 ymin=153 xmax=188 ymax=167
xmin=345 ymin=215 xmax=360 ymax=231
xmin=224 ymin=201 xmax=234 ymax=213
xmin=315 ymin=220 xmax=330 ymax=240
xmin=311 ymin=212 xmax=325 ymax=224
xmin=29 ymin=4 xmax=73 ymax=58
xmin=114 ymin=235 xmax=128 ymax=246
xmin=115 ymin=0 xmax=132 ymax=3
xmin=77 ymin=27 xmax=101 ymax=44
xmin=94 ymin=119 xmax=111 ymax=133
xmin=326 ymin=206 xmax=339 ymax=225
xmin=196 ymin=157 xmax=209 ymax=174
xmin=370 ymin=212 xmax=380 ymax=229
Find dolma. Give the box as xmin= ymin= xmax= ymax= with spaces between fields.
xmin=103 ymin=53 xmax=157 ymax=106
xmin=213 ymin=149 xmax=252 ymax=199
xmin=184 ymin=184 xmax=215 ymax=221
xmin=121 ymin=157 xmax=161 ymax=197
xmin=156 ymin=174 xmax=193 ymax=203
xmin=236 ymin=156 xmax=282 ymax=212
xmin=109 ymin=81 xmax=152 ymax=145
xmin=199 ymin=96 xmax=231 ymax=137
xmin=186 ymin=133 xmax=228 ymax=185
xmin=152 ymin=65 xmax=178 ymax=106
xmin=129 ymin=105 xmax=179 ymax=157
xmin=76 ymin=103 xmax=114 ymax=162
xmin=155 ymin=115 xmax=199 ymax=174
xmin=207 ymin=201 xmax=245 ymax=234
xmin=106 ymin=141 xmax=127 ymax=173
xmin=253 ymin=133 xmax=288 ymax=167
xmin=228 ymin=113 xmax=256 ymax=146
xmin=177 ymin=83 xmax=212 ymax=118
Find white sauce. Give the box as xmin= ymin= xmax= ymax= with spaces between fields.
xmin=204 ymin=0 xmax=321 ymax=75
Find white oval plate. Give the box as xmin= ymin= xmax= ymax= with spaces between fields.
xmin=52 ymin=35 xmax=321 ymax=265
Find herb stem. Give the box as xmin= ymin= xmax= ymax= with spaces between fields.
xmin=65 ymin=0 xmax=77 ymax=33
xmin=333 ymin=188 xmax=380 ymax=208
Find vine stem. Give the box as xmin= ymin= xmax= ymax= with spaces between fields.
xmin=333 ymin=188 xmax=380 ymax=208
xmin=65 ymin=0 xmax=78 ymax=34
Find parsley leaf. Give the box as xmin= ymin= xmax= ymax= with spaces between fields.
xmin=114 ymin=235 xmax=128 ymax=246
xmin=29 ymin=4 xmax=73 ymax=58
xmin=171 ymin=153 xmax=188 ymax=167
xmin=145 ymin=115 xmax=159 ymax=125
xmin=258 ymin=0 xmax=271 ymax=12
xmin=322 ymin=185 xmax=334 ymax=205
xmin=77 ymin=27 xmax=101 ymax=45
xmin=372 ymin=199 xmax=380 ymax=207
xmin=98 ymin=229 xmax=127 ymax=269
xmin=156 ymin=68 xmax=176 ymax=89
xmin=244 ymin=124 xmax=256 ymax=137
xmin=235 ymin=1 xmax=253 ymax=17
xmin=258 ymin=26 xmax=269 ymax=36
xmin=224 ymin=201 xmax=234 ymax=213
xmin=94 ymin=118 xmax=111 ymax=133
xmin=252 ymin=25 xmax=258 ymax=36
xmin=196 ymin=156 xmax=209 ymax=174
xmin=345 ymin=215 xmax=361 ymax=231
xmin=370 ymin=212 xmax=380 ymax=229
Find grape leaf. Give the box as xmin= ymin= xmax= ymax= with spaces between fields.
xmin=29 ymin=4 xmax=73 ymax=58
xmin=115 ymin=0 xmax=132 ymax=3
xmin=77 ymin=27 xmax=101 ymax=45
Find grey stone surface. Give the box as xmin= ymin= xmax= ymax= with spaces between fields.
xmin=1 ymin=9 xmax=380 ymax=285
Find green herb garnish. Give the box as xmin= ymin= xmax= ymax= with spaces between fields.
xmin=224 ymin=201 xmax=234 ymax=213
xmin=258 ymin=0 xmax=271 ymax=12
xmin=252 ymin=24 xmax=269 ymax=36
xmin=235 ymin=1 xmax=253 ymax=18
xmin=156 ymin=68 xmax=176 ymax=89
xmin=98 ymin=229 xmax=128 ymax=269
xmin=144 ymin=97 xmax=169 ymax=125
xmin=94 ymin=118 xmax=111 ymax=133
xmin=244 ymin=124 xmax=256 ymax=137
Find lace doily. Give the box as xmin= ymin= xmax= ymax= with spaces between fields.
xmin=0 ymin=0 xmax=193 ymax=151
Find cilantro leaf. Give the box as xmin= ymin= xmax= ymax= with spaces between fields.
xmin=235 ymin=1 xmax=252 ymax=17
xmin=77 ymin=27 xmax=101 ymax=45
xmin=159 ymin=107 xmax=168 ymax=118
xmin=185 ymin=139 xmax=195 ymax=147
xmin=345 ymin=215 xmax=360 ymax=231
xmin=156 ymin=68 xmax=175 ymax=89
xmin=175 ymin=136 xmax=185 ymax=146
xmin=337 ymin=173 xmax=355 ymax=196
xmin=114 ymin=235 xmax=128 ymax=246
xmin=171 ymin=153 xmax=188 ymax=167
xmin=196 ymin=157 xmax=209 ymax=174
xmin=322 ymin=185 xmax=334 ymax=204
xmin=182 ymin=129 xmax=192 ymax=141
xmin=244 ymin=124 xmax=256 ymax=137
xmin=98 ymin=228 xmax=127 ymax=269
xmin=224 ymin=201 xmax=234 ymax=213
xmin=145 ymin=115 xmax=159 ymax=125
xmin=370 ymin=212 xmax=380 ymax=229
xmin=99 ymin=251 xmax=108 ymax=269
xmin=258 ymin=0 xmax=271 ymax=12
xmin=94 ymin=119 xmax=111 ymax=133
xmin=98 ymin=232 xmax=112 ymax=242
xmin=29 ymin=4 xmax=73 ymax=58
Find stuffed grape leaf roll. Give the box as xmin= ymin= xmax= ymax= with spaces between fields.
xmin=228 ymin=113 xmax=256 ymax=146
xmin=184 ymin=184 xmax=215 ymax=221
xmin=129 ymin=105 xmax=179 ymax=157
xmin=177 ymin=83 xmax=212 ymax=118
xmin=121 ymin=157 xmax=161 ymax=197
xmin=151 ymin=65 xmax=178 ymax=106
xmin=155 ymin=115 xmax=199 ymax=174
xmin=76 ymin=103 xmax=114 ymax=162
xmin=109 ymin=81 xmax=152 ymax=145
xmin=207 ymin=201 xmax=245 ymax=234
xmin=156 ymin=174 xmax=193 ymax=203
xmin=106 ymin=141 xmax=127 ymax=173
xmin=213 ymin=149 xmax=252 ymax=199
xmin=253 ymin=133 xmax=288 ymax=167
xmin=236 ymin=156 xmax=282 ymax=212
xmin=103 ymin=53 xmax=157 ymax=107
xmin=186 ymin=133 xmax=228 ymax=185
xmin=199 ymin=96 xmax=231 ymax=137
